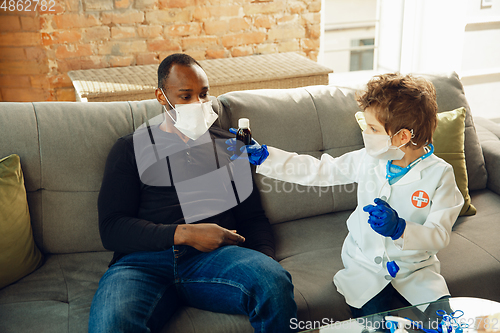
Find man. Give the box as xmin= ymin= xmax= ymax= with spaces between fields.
xmin=88 ymin=53 xmax=297 ymax=333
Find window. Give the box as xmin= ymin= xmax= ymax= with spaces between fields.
xmin=349 ymin=38 xmax=375 ymax=71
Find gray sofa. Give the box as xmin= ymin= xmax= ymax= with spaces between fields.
xmin=1 ymin=72 xmax=499 ymax=333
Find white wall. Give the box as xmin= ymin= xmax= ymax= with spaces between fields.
xmin=461 ymin=0 xmax=500 ymax=120
xmin=375 ymin=0 xmax=500 ymax=119
xmin=322 ymin=0 xmax=377 ymax=72
xmin=462 ymin=0 xmax=500 ymax=73
xmin=375 ymin=0 xmax=404 ymax=73
xmin=323 ymin=0 xmax=377 ymax=27
xmin=322 ymin=0 xmax=500 ymax=120
xmin=377 ymin=0 xmax=467 ymax=73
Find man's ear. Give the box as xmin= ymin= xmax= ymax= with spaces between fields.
xmin=155 ymin=88 xmax=167 ymax=105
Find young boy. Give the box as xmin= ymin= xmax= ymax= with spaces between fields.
xmin=231 ymin=73 xmax=464 ymax=317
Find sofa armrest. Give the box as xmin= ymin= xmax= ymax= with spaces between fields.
xmin=475 ymin=117 xmax=500 ymax=195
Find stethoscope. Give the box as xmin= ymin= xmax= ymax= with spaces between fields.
xmin=376 ymin=144 xmax=434 ymax=279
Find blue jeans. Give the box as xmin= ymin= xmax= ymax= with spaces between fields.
xmin=88 ymin=245 xmax=297 ymax=333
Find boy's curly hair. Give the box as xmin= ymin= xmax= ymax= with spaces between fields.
xmin=356 ymin=73 xmax=438 ymax=148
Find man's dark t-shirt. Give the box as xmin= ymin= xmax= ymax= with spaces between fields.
xmin=98 ymin=125 xmax=275 ymax=266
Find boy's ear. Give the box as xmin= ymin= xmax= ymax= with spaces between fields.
xmin=399 ymin=129 xmax=413 ymax=145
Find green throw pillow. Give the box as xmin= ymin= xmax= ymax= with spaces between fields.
xmin=0 ymin=154 xmax=44 ymax=289
xmin=355 ymin=107 xmax=475 ymax=216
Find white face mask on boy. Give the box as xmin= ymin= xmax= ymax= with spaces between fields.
xmin=362 ymin=129 xmax=406 ymax=161
xmin=160 ymin=88 xmax=218 ymax=141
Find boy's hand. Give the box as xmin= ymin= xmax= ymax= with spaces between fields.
xmin=225 ymin=128 xmax=269 ymax=165
xmin=363 ymin=198 xmax=406 ymax=240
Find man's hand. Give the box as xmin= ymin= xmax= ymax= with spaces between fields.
xmin=174 ymin=224 xmax=245 ymax=252
xmin=363 ymin=198 xmax=406 ymax=240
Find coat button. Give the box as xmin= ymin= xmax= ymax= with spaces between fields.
xmin=374 ymin=256 xmax=383 ymax=264
xmin=385 ymin=275 xmax=393 ymax=280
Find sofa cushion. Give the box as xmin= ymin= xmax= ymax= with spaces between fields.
xmin=0 ymin=251 xmax=112 ymax=333
xmin=439 ymin=189 xmax=500 ymax=301
xmin=474 ymin=118 xmax=500 ymax=196
xmin=161 ymin=308 xmax=253 ymax=333
xmin=219 ymin=87 xmax=325 ymax=153
xmin=0 ymin=154 xmax=43 ymax=289
xmin=273 ymin=211 xmax=350 ymax=261
xmin=433 ymin=107 xmax=475 ymax=215
xmin=31 ymin=102 xmax=135 ymax=253
xmin=0 ymin=104 xmax=41 ymax=193
xmin=219 ymin=86 xmax=361 ymax=223
xmin=0 ymin=100 xmax=168 ymax=254
xmin=280 ymin=248 xmax=352 ymax=324
xmin=354 ymin=107 xmax=475 ymax=216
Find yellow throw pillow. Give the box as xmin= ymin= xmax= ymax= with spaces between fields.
xmin=355 ymin=107 xmax=475 ymax=216
xmin=0 ymin=154 xmax=44 ymax=289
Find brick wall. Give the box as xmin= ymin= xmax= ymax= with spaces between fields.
xmin=0 ymin=0 xmax=321 ymax=102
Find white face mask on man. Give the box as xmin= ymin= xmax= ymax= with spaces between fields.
xmin=362 ymin=129 xmax=407 ymax=161
xmin=160 ymin=88 xmax=218 ymax=141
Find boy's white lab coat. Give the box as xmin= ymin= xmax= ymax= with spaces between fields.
xmin=256 ymin=147 xmax=464 ymax=308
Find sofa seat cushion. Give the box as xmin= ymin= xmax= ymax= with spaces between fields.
xmin=272 ymin=212 xmax=350 ymax=262
xmin=0 ymin=251 xmax=112 ymax=333
xmin=161 ymin=308 xmax=253 ymax=333
xmin=435 ymin=189 xmax=500 ymax=302
xmin=444 ymin=189 xmax=500 ymax=260
xmin=1 ymin=301 xmax=70 ymax=332
xmin=272 ymin=212 xmax=352 ymax=323
xmin=281 ymin=249 xmax=352 ymax=324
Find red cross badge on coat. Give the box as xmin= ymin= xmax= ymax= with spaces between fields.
xmin=411 ymin=190 xmax=429 ymax=208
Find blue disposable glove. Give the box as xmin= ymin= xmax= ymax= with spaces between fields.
xmin=363 ymin=198 xmax=406 ymax=240
xmin=226 ymin=128 xmax=269 ymax=165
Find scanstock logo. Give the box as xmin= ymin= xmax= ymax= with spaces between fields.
xmin=133 ymin=113 xmax=253 ymax=223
